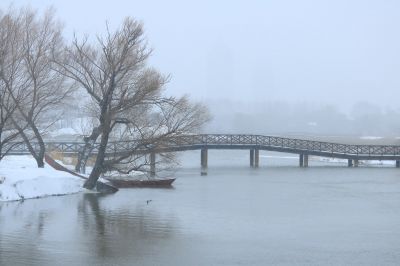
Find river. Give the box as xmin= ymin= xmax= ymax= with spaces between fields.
xmin=1 ymin=150 xmax=400 ymax=265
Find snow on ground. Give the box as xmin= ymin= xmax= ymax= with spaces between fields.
xmin=318 ymin=157 xmax=395 ymax=166
xmin=260 ymin=155 xmax=298 ymax=159
xmin=50 ymin=127 xmax=79 ymax=136
xmin=318 ymin=157 xmax=348 ymax=164
xmin=0 ymin=156 xmax=86 ymax=202
xmin=259 ymin=154 xmax=395 ymax=166
xmin=46 ymin=127 xmax=82 ymax=141
xmin=360 ymin=136 xmax=383 ymax=140
xmin=55 ymin=159 xmax=146 ymax=180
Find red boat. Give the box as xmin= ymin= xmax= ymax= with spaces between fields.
xmin=105 ymin=177 xmax=176 ymax=188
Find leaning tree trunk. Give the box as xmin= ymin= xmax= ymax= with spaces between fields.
xmin=30 ymin=122 xmax=45 ymax=168
xmin=75 ymin=126 xmax=101 ymax=173
xmin=83 ymin=125 xmax=111 ymax=189
xmin=11 ymin=118 xmax=45 ymax=167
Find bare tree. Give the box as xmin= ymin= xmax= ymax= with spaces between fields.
xmin=0 ymin=74 xmax=22 ymax=160
xmin=0 ymin=70 xmax=24 ymax=159
xmin=0 ymin=11 xmax=24 ymax=160
xmin=0 ymin=8 xmax=74 ymax=167
xmin=103 ymin=97 xmax=209 ymax=179
xmin=58 ymin=18 xmax=209 ymax=189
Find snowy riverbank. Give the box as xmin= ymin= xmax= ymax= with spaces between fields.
xmin=318 ymin=157 xmax=395 ymax=166
xmin=0 ymin=156 xmax=86 ymax=202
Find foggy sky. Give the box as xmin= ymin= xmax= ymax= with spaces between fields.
xmin=2 ymin=0 xmax=400 ymax=111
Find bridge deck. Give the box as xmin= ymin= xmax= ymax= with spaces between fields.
xmin=4 ymin=134 xmax=400 ymax=160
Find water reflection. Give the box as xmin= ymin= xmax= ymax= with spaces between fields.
xmin=0 ymin=200 xmax=52 ymax=265
xmin=78 ymin=193 xmax=177 ymax=262
xmin=2 ymin=159 xmax=400 ymax=265
xmin=0 ymin=193 xmax=179 ymax=265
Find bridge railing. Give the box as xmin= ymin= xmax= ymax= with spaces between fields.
xmin=2 ymin=134 xmax=400 ymax=157
xmin=166 ymin=134 xmax=400 ymax=156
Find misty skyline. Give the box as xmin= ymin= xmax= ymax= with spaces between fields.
xmin=2 ymin=0 xmax=400 ymax=112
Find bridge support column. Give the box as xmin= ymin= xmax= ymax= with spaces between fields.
xmin=348 ymin=159 xmax=353 ymax=167
xmin=303 ymin=154 xmax=309 ymax=167
xmin=299 ymin=154 xmax=304 ymax=167
xmin=354 ymin=159 xmax=359 ymax=167
xmin=250 ymin=149 xmax=255 ymax=167
xmin=150 ymin=152 xmax=156 ymax=177
xmin=396 ymin=160 xmax=400 ymax=168
xmin=201 ymin=148 xmax=208 ymax=175
xmin=255 ymin=149 xmax=259 ymax=168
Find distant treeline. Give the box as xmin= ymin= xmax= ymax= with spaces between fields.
xmin=204 ymin=100 xmax=400 ymax=136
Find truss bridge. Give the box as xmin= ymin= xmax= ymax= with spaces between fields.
xmin=5 ymin=134 xmax=400 ymax=174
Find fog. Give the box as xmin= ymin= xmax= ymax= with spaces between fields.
xmin=205 ymin=99 xmax=400 ymax=136
xmin=2 ymin=0 xmax=400 ymax=135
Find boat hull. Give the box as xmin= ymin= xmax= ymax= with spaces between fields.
xmin=106 ymin=178 xmax=176 ymax=188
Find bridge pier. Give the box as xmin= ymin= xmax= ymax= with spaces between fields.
xmin=348 ymin=159 xmax=353 ymax=167
xmin=250 ymin=149 xmax=255 ymax=167
xmin=299 ymin=154 xmax=309 ymax=167
xmin=396 ymin=160 xmax=400 ymax=168
xmin=303 ymin=154 xmax=309 ymax=167
xmin=354 ymin=159 xmax=359 ymax=167
xmin=255 ymin=149 xmax=259 ymax=168
xmin=201 ymin=148 xmax=208 ymax=175
xmin=250 ymin=149 xmax=259 ymax=168
xmin=150 ymin=152 xmax=156 ymax=177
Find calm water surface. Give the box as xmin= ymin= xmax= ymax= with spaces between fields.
xmin=1 ymin=151 xmax=400 ymax=265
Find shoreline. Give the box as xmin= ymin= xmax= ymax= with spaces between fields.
xmin=0 ymin=156 xmax=86 ymax=202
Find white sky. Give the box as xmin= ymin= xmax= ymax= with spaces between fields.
xmin=2 ymin=0 xmax=400 ymax=111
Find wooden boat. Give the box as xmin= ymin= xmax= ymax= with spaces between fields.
xmin=105 ymin=177 xmax=176 ymax=188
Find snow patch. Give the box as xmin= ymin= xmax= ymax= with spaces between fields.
xmin=318 ymin=157 xmax=395 ymax=166
xmin=360 ymin=136 xmax=383 ymax=140
xmin=0 ymin=156 xmax=86 ymax=202
xmin=319 ymin=157 xmax=348 ymax=164
xmin=53 ymin=127 xmax=78 ymax=135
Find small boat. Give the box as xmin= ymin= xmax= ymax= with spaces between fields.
xmin=105 ymin=177 xmax=176 ymax=188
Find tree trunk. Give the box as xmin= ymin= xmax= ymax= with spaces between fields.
xmin=75 ymin=126 xmax=101 ymax=173
xmin=11 ymin=118 xmax=45 ymax=167
xmin=84 ymin=125 xmax=111 ymax=189
xmin=27 ymin=121 xmax=46 ymax=168
xmin=0 ymin=131 xmax=2 ymax=160
xmin=32 ymin=126 xmax=45 ymax=168
xmin=36 ymin=156 xmax=45 ymax=168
